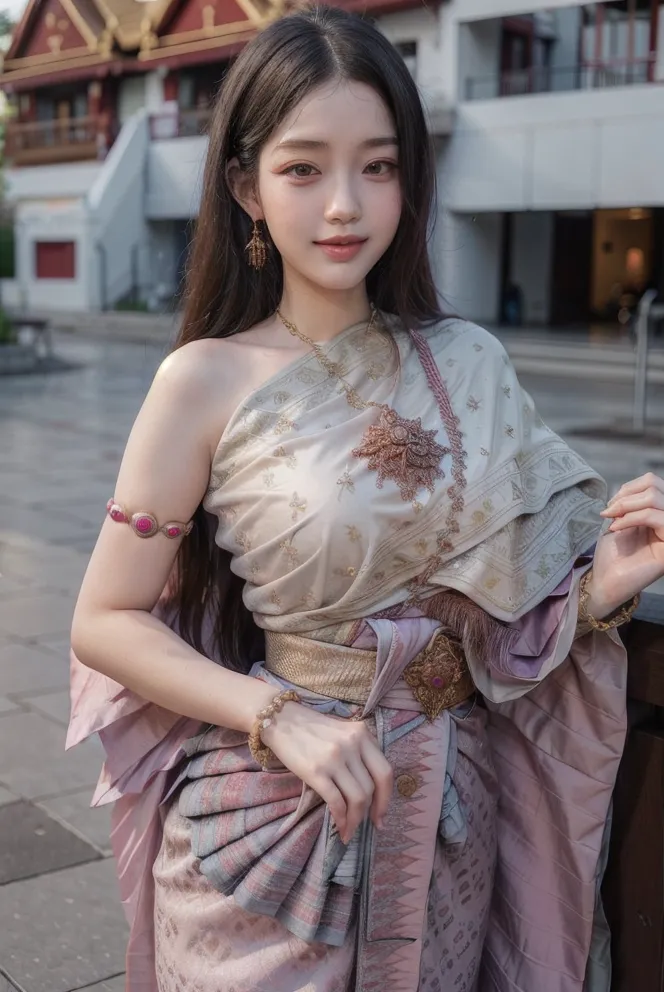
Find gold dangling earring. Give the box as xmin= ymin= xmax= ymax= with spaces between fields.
xmin=246 ymin=219 xmax=267 ymax=269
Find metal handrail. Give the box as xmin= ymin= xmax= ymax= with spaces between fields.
xmin=633 ymin=291 xmax=664 ymax=432
xmin=466 ymin=56 xmax=656 ymax=101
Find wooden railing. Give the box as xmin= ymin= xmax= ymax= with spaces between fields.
xmin=4 ymin=114 xmax=112 ymax=167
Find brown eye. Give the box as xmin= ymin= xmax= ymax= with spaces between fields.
xmin=285 ymin=164 xmax=317 ymax=178
xmin=365 ymin=161 xmax=396 ymax=176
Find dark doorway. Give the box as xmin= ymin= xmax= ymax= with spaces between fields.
xmin=551 ymin=212 xmax=593 ymax=325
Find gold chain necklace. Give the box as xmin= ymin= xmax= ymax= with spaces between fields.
xmin=275 ymin=306 xmax=450 ymax=503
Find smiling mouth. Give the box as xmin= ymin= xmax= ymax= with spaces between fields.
xmin=314 ymin=237 xmax=367 ymax=246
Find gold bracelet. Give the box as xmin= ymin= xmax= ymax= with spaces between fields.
xmin=578 ymin=569 xmax=640 ymax=632
xmin=247 ymin=689 xmax=301 ymax=769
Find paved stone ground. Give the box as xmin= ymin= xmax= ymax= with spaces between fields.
xmin=0 ymin=334 xmax=166 ymax=992
xmin=0 ymin=329 xmax=663 ymax=992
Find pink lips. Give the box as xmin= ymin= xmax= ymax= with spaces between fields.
xmin=314 ymin=237 xmax=367 ymax=262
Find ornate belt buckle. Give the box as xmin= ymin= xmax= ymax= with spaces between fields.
xmin=403 ymin=629 xmax=472 ymax=721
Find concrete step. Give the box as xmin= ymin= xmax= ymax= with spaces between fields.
xmin=510 ymin=355 xmax=664 ymax=384
xmin=14 ymin=308 xmax=181 ymax=345
xmin=497 ymin=337 xmax=664 ymax=369
xmin=22 ymin=309 xmax=664 ymax=381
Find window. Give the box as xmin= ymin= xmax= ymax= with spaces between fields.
xmin=582 ymin=1 xmax=653 ymax=64
xmin=395 ymin=40 xmax=418 ymax=78
xmin=35 ymin=241 xmax=76 ymax=279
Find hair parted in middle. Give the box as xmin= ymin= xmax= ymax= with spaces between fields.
xmin=170 ymin=5 xmax=447 ymax=672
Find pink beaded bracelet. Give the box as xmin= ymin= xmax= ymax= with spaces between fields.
xmin=106 ymin=498 xmax=194 ymax=539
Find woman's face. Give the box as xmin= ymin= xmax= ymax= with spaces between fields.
xmin=255 ymin=80 xmax=402 ymax=294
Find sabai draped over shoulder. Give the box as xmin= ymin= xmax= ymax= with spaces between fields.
xmin=67 ymin=315 xmax=624 ymax=992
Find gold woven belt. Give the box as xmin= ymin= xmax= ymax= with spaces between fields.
xmin=264 ymin=629 xmax=474 ymax=722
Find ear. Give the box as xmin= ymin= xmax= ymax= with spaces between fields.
xmin=226 ymin=157 xmax=262 ymax=221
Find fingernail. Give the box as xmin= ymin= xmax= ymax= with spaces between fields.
xmin=377 ymin=817 xmax=384 ymax=830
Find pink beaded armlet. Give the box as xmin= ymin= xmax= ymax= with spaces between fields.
xmin=106 ymin=498 xmax=194 ymax=539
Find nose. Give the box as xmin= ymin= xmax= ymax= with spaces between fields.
xmin=324 ymin=171 xmax=361 ymax=226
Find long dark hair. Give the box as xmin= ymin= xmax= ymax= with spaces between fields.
xmin=171 ymin=4 xmax=444 ymax=672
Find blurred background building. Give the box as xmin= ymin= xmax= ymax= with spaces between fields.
xmin=0 ymin=0 xmax=660 ymax=327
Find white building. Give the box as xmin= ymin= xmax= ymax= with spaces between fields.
xmin=437 ymin=0 xmax=663 ymax=327
xmin=0 ymin=0 xmax=661 ymax=325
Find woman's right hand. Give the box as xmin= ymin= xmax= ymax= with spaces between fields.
xmin=261 ymin=702 xmax=393 ymax=844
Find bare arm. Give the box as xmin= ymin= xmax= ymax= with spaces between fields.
xmin=71 ymin=339 xmax=393 ymax=844
xmin=71 ymin=341 xmax=276 ymax=732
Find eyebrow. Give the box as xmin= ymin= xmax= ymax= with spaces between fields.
xmin=274 ymin=136 xmax=398 ymax=152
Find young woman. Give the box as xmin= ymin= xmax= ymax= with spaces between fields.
xmin=68 ymin=7 xmax=664 ymax=991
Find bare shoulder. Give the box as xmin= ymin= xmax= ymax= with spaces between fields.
xmin=152 ymin=327 xmax=303 ymax=455
xmin=152 ymin=338 xmax=249 ymax=453
xmin=155 ymin=338 xmax=230 ymax=396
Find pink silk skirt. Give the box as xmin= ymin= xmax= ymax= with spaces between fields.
xmin=152 ymin=704 xmax=497 ymax=992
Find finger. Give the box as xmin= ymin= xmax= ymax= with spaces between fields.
xmin=347 ymin=756 xmax=376 ymax=820
xmin=608 ymin=508 xmax=664 ymax=533
xmin=602 ymin=487 xmax=664 ymax=517
xmin=331 ymin=765 xmax=372 ymax=844
xmin=314 ymin=777 xmax=348 ymax=840
xmin=360 ymin=741 xmax=394 ymax=827
xmin=608 ymin=473 xmax=664 ymax=505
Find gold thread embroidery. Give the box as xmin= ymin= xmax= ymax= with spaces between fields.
xmin=236 ymin=531 xmax=252 ymax=553
xmin=279 ymin=538 xmax=300 ymax=570
xmin=346 ymin=525 xmax=361 ymax=543
xmin=273 ymin=445 xmax=298 ymax=469
xmin=334 ymin=565 xmax=359 ymax=578
xmin=273 ymin=416 xmax=298 ymax=435
xmin=269 ymin=589 xmax=282 ymax=608
xmin=366 ymin=361 xmax=386 ymax=380
xmin=337 ymin=470 xmax=355 ymax=499
xmin=290 ymin=492 xmax=307 ymax=521
xmin=299 ymin=590 xmax=317 ymax=610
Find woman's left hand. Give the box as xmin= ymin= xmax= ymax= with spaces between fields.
xmin=591 ymin=472 xmax=664 ymax=615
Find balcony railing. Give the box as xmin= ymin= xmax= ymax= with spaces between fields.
xmin=4 ymin=114 xmax=112 ymax=167
xmin=466 ymin=56 xmax=657 ymax=101
xmin=149 ymin=107 xmax=212 ymax=141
